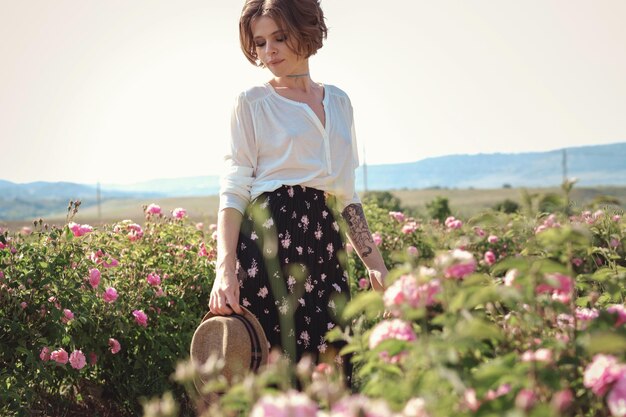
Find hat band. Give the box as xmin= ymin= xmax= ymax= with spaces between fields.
xmin=232 ymin=314 xmax=263 ymax=371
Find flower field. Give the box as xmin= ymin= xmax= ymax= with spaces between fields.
xmin=1 ymin=198 xmax=625 ymax=417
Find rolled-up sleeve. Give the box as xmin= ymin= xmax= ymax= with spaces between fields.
xmin=219 ymin=93 xmax=257 ymax=214
xmin=338 ymin=98 xmax=361 ymax=211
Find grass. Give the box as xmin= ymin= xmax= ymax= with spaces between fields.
xmin=2 ymin=186 xmax=624 ymax=231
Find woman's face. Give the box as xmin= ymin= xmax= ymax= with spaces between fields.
xmin=250 ymin=16 xmax=307 ymax=76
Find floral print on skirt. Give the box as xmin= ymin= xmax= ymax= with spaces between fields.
xmin=236 ymin=185 xmax=351 ymax=372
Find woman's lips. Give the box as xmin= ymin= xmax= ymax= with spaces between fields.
xmin=267 ymin=59 xmax=284 ymax=66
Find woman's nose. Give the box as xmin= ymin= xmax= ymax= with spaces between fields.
xmin=265 ymin=42 xmax=277 ymax=55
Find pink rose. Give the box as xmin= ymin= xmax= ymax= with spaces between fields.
xmin=146 ymin=272 xmax=161 ymax=286
xmin=572 ymin=257 xmax=584 ymax=267
xmin=389 ymin=211 xmax=406 ymax=222
xmin=145 ymin=203 xmax=161 ymax=215
xmin=40 ymin=346 xmax=51 ymax=361
xmin=474 ymin=227 xmax=486 ymax=237
xmin=401 ymin=222 xmax=418 ymax=234
xmin=69 ymin=350 xmax=86 ymax=370
xmin=463 ymin=389 xmax=481 ymax=411
xmin=62 ymin=309 xmax=74 ymax=323
xmin=89 ymin=268 xmax=101 ymax=288
xmin=172 ymin=207 xmax=187 ymax=219
xmin=551 ymin=389 xmax=573 ymax=413
xmin=487 ymin=235 xmax=499 ymax=244
xmin=102 ymin=287 xmax=118 ymax=303
xmin=407 ymin=246 xmax=419 ymax=257
xmin=484 ymin=250 xmax=496 ymax=266
xmin=68 ymin=222 xmax=93 ymax=237
xmin=608 ymin=374 xmax=626 ymax=417
xmin=126 ymin=223 xmax=143 ymax=241
xmin=515 ymin=389 xmax=536 ymax=411
xmin=584 ymin=354 xmax=626 ymax=396
xmin=50 ymin=348 xmax=69 ymax=365
xmin=369 ymin=319 xmax=417 ymax=363
xmin=20 ymin=301 xmax=27 ymax=309
xmin=608 ymin=305 xmax=626 ymax=327
xmin=611 ymin=238 xmax=621 ymax=249
xmin=435 ymin=249 xmax=477 ymax=279
xmin=576 ymin=307 xmax=599 ymax=325
xmin=372 ymin=232 xmax=383 ymax=246
xmin=109 ymin=338 xmax=121 ymax=354
xmin=485 ymin=384 xmax=511 ymax=401
xmin=613 ymin=215 xmax=622 ymax=222
xmin=250 ymin=390 xmax=318 ymax=417
xmin=195 ymin=222 xmax=204 ymax=230
xmin=331 ymin=394 xmax=395 ymax=417
xmin=536 ymin=273 xmax=574 ymax=304
xmin=358 ymin=278 xmax=369 ymax=290
xmin=402 ymin=397 xmax=429 ymax=417
xmin=504 ymin=269 xmax=518 ymax=287
xmin=133 ymin=310 xmax=148 ymax=327
xmin=383 ymin=274 xmax=441 ymax=311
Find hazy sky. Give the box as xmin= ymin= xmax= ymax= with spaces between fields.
xmin=1 ymin=0 xmax=625 ymax=185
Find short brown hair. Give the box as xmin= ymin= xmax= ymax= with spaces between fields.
xmin=239 ymin=0 xmax=328 ymax=66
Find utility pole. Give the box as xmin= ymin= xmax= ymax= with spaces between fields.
xmin=562 ymin=148 xmax=568 ymax=183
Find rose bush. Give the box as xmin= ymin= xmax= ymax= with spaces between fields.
xmin=1 ymin=201 xmax=625 ymax=417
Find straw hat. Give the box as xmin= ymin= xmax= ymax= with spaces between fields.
xmin=190 ymin=306 xmax=269 ymax=400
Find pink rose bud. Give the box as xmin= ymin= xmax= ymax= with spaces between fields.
xmin=133 ymin=310 xmax=148 ymax=327
xmin=172 ymin=207 xmax=186 ymax=219
xmin=102 ymin=287 xmax=118 ymax=303
xmin=209 ymin=223 xmax=217 ymax=231
xmin=195 ymin=222 xmax=204 ymax=230
xmin=20 ymin=301 xmax=28 ymax=309
xmin=108 ymin=338 xmax=121 ymax=354
xmin=487 ymin=235 xmax=499 ymax=244
xmin=372 ymin=232 xmax=383 ymax=246
xmin=484 ymin=250 xmax=496 ymax=266
xmin=51 ymin=348 xmax=69 ymax=365
xmin=613 ymin=215 xmax=621 ymax=222
xmin=89 ymin=268 xmax=101 ymax=288
xmin=69 ymin=350 xmax=86 ymax=370
xmin=358 ymin=278 xmax=369 ymax=289
xmin=584 ymin=354 xmax=625 ymax=396
xmin=40 ymin=346 xmax=51 ymax=361
xmin=610 ymin=238 xmax=620 ymax=248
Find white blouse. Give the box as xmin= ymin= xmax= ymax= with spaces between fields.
xmin=219 ymin=82 xmax=361 ymax=215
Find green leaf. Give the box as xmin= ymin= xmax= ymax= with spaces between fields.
xmin=342 ymin=291 xmax=383 ymax=320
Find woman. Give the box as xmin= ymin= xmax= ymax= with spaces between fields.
xmin=209 ymin=0 xmax=388 ymax=381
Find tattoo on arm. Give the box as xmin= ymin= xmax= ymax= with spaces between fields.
xmin=341 ymin=203 xmax=374 ymax=258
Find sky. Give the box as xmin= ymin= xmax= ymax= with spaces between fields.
xmin=1 ymin=0 xmax=625 ymax=185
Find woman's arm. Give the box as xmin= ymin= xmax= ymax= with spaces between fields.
xmin=341 ymin=203 xmax=388 ymax=291
xmin=209 ymin=207 xmax=244 ymax=315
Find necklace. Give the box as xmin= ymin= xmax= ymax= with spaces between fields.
xmin=286 ymin=72 xmax=310 ymax=78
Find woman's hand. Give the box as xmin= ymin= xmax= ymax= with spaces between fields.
xmin=209 ymin=269 xmax=243 ymax=316
xmin=368 ymin=268 xmax=388 ymax=292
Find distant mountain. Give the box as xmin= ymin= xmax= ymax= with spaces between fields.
xmin=1 ymin=142 xmax=624 ymax=221
xmin=355 ymin=142 xmax=626 ymax=190
xmin=0 ymin=181 xmax=162 ymax=221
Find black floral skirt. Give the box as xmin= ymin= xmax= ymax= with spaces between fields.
xmin=236 ymin=185 xmax=351 ymax=375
